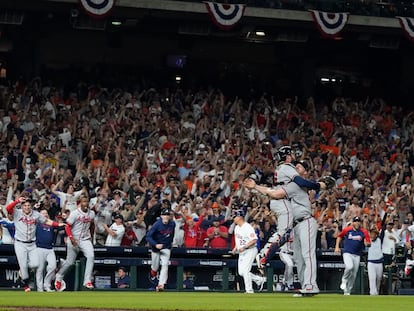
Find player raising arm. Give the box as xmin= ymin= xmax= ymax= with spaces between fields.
xmin=55 ymin=195 xmax=95 ymax=291
xmin=6 ymin=195 xmax=64 ymax=292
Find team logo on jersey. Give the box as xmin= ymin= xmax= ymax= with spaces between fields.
xmin=347 ymin=232 xmax=362 ymax=241
xmin=18 ymin=216 xmax=36 ymax=225
xmin=77 ymin=215 xmax=92 ymax=223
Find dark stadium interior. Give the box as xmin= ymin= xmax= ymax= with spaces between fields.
xmin=0 ymin=0 xmax=413 ymax=104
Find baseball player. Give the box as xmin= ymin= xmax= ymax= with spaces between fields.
xmin=367 ymin=227 xmax=383 ymax=295
xmin=335 ymin=216 xmax=371 ymax=295
xmin=255 ymin=146 xmax=297 ymax=268
xmin=279 ymin=236 xmax=295 ymax=291
xmin=244 ymin=160 xmax=331 ymax=296
xmin=55 ymin=195 xmax=96 ymax=291
xmin=6 ymin=195 xmax=64 ymax=292
xmin=35 ymin=208 xmax=64 ymax=292
xmin=146 ymin=208 xmax=176 ymax=292
xmin=232 ymin=209 xmax=266 ymax=293
xmin=256 ymin=148 xmax=330 ymax=268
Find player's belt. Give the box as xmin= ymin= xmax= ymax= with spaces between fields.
xmin=274 ymin=182 xmax=286 ymax=186
xmin=293 ymin=216 xmax=312 ymax=227
xmin=16 ymin=239 xmax=35 ymax=243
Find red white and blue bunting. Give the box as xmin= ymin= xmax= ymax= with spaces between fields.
xmin=79 ymin=0 xmax=116 ymax=19
xmin=204 ymin=1 xmax=246 ymax=30
xmin=310 ymin=10 xmax=349 ymax=38
xmin=397 ymin=16 xmax=414 ymax=42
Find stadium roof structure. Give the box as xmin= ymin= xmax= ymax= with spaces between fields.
xmin=0 ymin=0 xmax=412 ymax=102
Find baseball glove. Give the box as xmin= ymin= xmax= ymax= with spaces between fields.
xmin=319 ymin=175 xmax=336 ymax=190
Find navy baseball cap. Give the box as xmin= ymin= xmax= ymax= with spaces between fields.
xmin=113 ymin=213 xmax=123 ymax=221
xmin=232 ymin=210 xmax=245 ymax=219
xmin=352 ymin=216 xmax=361 ymax=222
xmin=294 ymin=160 xmax=309 ymax=171
xmin=161 ymin=208 xmax=172 ymax=215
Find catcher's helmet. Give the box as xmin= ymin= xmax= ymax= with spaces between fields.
xmin=276 ymin=145 xmax=292 ymax=161
xmin=292 ymin=143 xmax=303 ymax=158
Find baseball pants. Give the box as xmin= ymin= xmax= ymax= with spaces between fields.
xmin=14 ymin=240 xmax=39 ymax=281
xmin=238 ymin=247 xmax=259 ymax=293
xmin=56 ymin=239 xmax=95 ymax=285
xmin=367 ymin=262 xmax=383 ymax=295
xmin=279 ymin=251 xmax=295 ymax=287
xmin=341 ymin=252 xmax=360 ymax=294
xmin=36 ymin=247 xmax=57 ymax=291
xmin=151 ymin=249 xmax=171 ymax=287
xmin=292 ymin=217 xmax=319 ymax=292
xmin=259 ymin=199 xmax=292 ymax=257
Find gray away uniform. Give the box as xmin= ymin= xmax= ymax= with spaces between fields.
xmin=258 ymin=163 xmax=296 ymax=259
xmin=13 ymin=208 xmax=47 ymax=281
xmin=284 ymin=181 xmax=319 ymax=294
xmin=55 ymin=208 xmax=95 ymax=286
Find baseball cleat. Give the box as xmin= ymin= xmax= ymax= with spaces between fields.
xmin=148 ymin=272 xmax=159 ymax=286
xmin=299 ymin=285 xmax=319 ymax=297
xmin=84 ymin=281 xmax=94 ymax=289
xmin=257 ymin=276 xmax=266 ymax=292
xmin=24 ymin=285 xmax=31 ymax=292
xmin=156 ymin=285 xmax=164 ymax=292
xmin=54 ymin=280 xmax=66 ymax=292
xmin=293 ymin=292 xmax=316 ymax=297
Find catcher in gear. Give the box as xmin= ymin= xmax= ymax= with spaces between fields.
xmin=245 ymin=159 xmax=327 ymax=296
xmin=252 ymin=153 xmax=328 ymax=269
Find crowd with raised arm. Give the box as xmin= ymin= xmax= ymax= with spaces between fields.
xmin=0 ymin=76 xmax=414 ymax=293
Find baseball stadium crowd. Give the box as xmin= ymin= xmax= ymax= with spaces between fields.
xmin=1 ymin=75 xmax=414 ymax=290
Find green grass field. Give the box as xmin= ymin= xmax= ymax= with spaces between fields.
xmin=0 ymin=291 xmax=413 ymax=311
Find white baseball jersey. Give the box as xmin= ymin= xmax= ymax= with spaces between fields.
xmin=234 ymin=222 xmax=257 ymax=250
xmin=55 ymin=190 xmax=84 ymax=212
xmin=67 ymin=208 xmax=95 ymax=240
xmin=105 ymin=223 xmax=125 ymax=246
xmin=13 ymin=208 xmax=47 ymax=242
xmin=234 ymin=221 xmax=261 ymax=293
